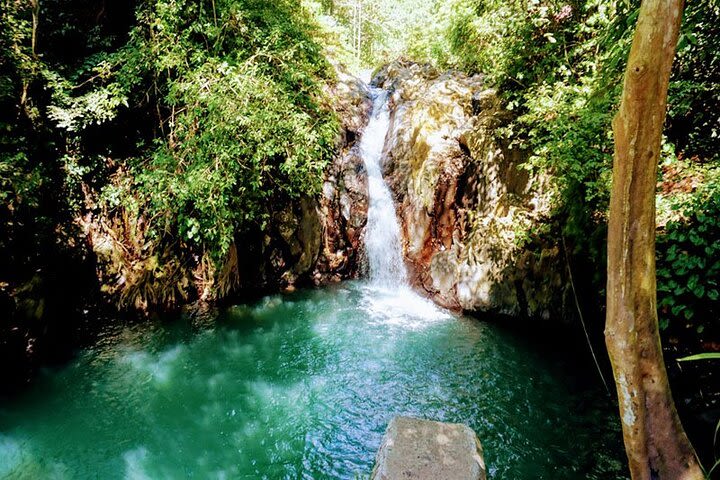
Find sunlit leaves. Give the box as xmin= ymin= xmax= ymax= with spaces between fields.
xmin=48 ymin=83 xmax=129 ymax=132
xmin=114 ymin=0 xmax=340 ymax=260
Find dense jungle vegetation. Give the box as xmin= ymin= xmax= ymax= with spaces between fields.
xmin=1 ymin=0 xmax=340 ymax=307
xmin=1 ymin=0 xmax=718 ymax=476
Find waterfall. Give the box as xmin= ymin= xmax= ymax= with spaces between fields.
xmin=357 ymin=88 xmax=447 ymax=322
xmin=360 ymin=89 xmax=408 ymax=287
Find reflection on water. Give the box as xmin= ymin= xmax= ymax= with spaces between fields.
xmin=0 ymin=282 xmax=627 ymax=479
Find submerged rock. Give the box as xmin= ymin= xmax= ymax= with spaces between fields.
xmin=371 ymin=416 xmax=486 ymax=480
xmin=374 ymin=61 xmax=569 ymax=319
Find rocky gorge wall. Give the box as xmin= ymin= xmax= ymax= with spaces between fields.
xmin=374 ymin=62 xmax=572 ymax=320
xmin=79 ymin=65 xmax=373 ymax=312
xmin=12 ymin=61 xmax=572 ymax=320
xmin=0 ymin=67 xmax=373 ymax=388
xmin=1 ymin=60 xmax=575 ymax=390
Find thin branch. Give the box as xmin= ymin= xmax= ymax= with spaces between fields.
xmin=562 ymin=234 xmax=610 ymax=393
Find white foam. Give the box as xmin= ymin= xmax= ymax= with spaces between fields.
xmin=361 ymin=284 xmax=451 ymax=329
xmin=0 ymin=435 xmax=24 ymax=477
xmin=0 ymin=436 xmax=71 ymax=478
xmin=357 ymin=89 xmax=452 ymax=328
xmin=360 ymin=90 xmax=409 ymax=287
xmin=358 ymin=69 xmax=374 ymax=84
xmin=123 ymin=446 xmax=151 ymax=480
xmin=120 ymin=345 xmax=184 ymax=385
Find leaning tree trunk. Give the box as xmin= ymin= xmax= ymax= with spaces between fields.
xmin=605 ymin=0 xmax=704 ymax=479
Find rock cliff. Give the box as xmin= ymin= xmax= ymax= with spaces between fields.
xmin=374 ymin=62 xmax=570 ymax=319
xmin=81 ymin=66 xmax=372 ymax=311
xmin=254 ymin=66 xmax=373 ymax=289
xmin=312 ymin=68 xmax=372 ymax=284
xmin=78 ymin=59 xmax=572 ymax=320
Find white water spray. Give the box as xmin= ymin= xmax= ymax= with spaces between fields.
xmin=358 ymin=88 xmax=448 ymax=323
xmin=360 ymin=89 xmax=408 ymax=287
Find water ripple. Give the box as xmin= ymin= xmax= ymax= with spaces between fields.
xmin=0 ymin=282 xmax=626 ymax=479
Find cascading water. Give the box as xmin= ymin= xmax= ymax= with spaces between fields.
xmin=357 ymin=88 xmax=447 ymax=322
xmin=360 ymin=88 xmax=408 ymax=287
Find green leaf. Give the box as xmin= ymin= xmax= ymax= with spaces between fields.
xmin=677 ymin=353 xmax=720 ymax=362
xmin=659 ymin=318 xmax=670 ymax=330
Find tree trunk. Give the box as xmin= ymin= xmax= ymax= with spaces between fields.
xmin=31 ymin=0 xmax=39 ymax=56
xmin=605 ymin=0 xmax=704 ymax=479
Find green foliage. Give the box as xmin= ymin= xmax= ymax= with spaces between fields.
xmin=444 ymin=0 xmax=575 ymax=84
xmin=105 ymin=0 xmax=341 ymax=259
xmin=48 ymin=81 xmax=129 ymax=132
xmin=0 ymin=1 xmax=44 ymax=212
xmin=667 ymin=2 xmax=720 ymax=161
xmin=1 ymin=0 xmax=340 ymax=309
xmin=2 ymin=0 xmax=718 ymax=320
xmin=41 ymin=0 xmax=340 ymax=261
xmin=0 ymin=0 xmax=68 ymax=281
xmin=657 ymin=171 xmax=720 ymax=331
xmin=678 ymin=353 xmax=720 ymax=362
xmin=1 ymin=0 xmax=145 ymax=267
xmin=305 ymin=0 xmax=448 ymax=70
xmin=135 ymin=60 xmax=337 ymax=257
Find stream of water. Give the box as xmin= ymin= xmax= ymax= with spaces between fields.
xmin=0 ymin=89 xmax=627 ymax=479
xmin=361 ymin=88 xmax=408 ymax=288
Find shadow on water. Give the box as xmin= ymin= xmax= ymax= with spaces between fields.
xmin=457 ymin=315 xmax=626 ymax=479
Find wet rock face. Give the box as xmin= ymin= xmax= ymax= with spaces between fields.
xmin=374 ymin=61 xmax=569 ymax=319
xmin=312 ymin=148 xmax=369 ymax=283
xmin=312 ymin=68 xmax=373 ymax=284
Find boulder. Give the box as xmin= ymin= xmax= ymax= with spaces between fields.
xmin=371 ymin=416 xmax=486 ymax=480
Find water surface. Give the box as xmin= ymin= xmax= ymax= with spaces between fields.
xmin=0 ymin=282 xmax=626 ymax=479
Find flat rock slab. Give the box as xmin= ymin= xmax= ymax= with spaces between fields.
xmin=371 ymin=416 xmax=486 ymax=480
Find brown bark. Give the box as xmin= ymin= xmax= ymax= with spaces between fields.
xmin=30 ymin=0 xmax=39 ymax=56
xmin=605 ymin=0 xmax=704 ymax=479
